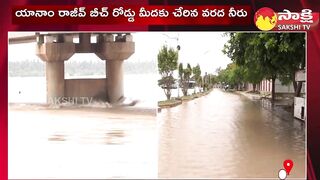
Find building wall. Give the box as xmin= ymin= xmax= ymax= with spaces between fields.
xmin=257 ymin=79 xmax=272 ymax=92
xmin=274 ymin=79 xmax=294 ymax=93
xmin=246 ymin=79 xmax=306 ymax=94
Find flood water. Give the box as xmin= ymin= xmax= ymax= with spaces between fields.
xmin=8 ymin=75 xmax=158 ymax=108
xmin=8 ymin=75 xmax=160 ymax=178
xmin=158 ymin=89 xmax=305 ymax=178
xmin=9 ymin=107 xmax=157 ymax=179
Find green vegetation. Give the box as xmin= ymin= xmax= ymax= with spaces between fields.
xmin=216 ymin=63 xmax=246 ymax=90
xmin=157 ymin=45 xmax=179 ymax=100
xmin=203 ymin=73 xmax=217 ymax=91
xmin=192 ymin=64 xmax=202 ymax=93
xmin=157 ymin=42 xmax=217 ymax=105
xmin=178 ymin=63 xmax=193 ymax=96
xmin=221 ymin=33 xmax=305 ymax=101
xmin=158 ymin=89 xmax=213 ymax=108
xmin=181 ymin=95 xmax=194 ymax=101
xmin=158 ymin=99 xmax=182 ymax=108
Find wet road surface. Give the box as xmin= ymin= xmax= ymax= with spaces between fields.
xmin=158 ymin=89 xmax=305 ymax=178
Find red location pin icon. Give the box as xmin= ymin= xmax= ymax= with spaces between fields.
xmin=283 ymin=159 xmax=294 ymax=175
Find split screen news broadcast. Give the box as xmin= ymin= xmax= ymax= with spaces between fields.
xmin=1 ymin=0 xmax=319 ymax=179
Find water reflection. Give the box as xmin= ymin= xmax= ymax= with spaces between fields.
xmin=48 ymin=134 xmax=67 ymax=142
xmin=158 ymin=89 xmax=305 ymax=178
xmin=104 ymin=129 xmax=126 ymax=145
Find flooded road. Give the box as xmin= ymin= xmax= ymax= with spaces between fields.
xmin=158 ymin=89 xmax=305 ymax=178
xmin=9 ymin=107 xmax=157 ymax=179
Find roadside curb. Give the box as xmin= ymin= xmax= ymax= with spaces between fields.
xmin=158 ymin=89 xmax=213 ymax=110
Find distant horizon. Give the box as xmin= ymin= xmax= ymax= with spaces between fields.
xmin=8 ymin=32 xmax=232 ymax=76
xmin=8 ymin=59 xmax=157 ymax=77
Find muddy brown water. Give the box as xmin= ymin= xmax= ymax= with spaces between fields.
xmin=9 ymin=107 xmax=157 ymax=178
xmin=158 ymin=89 xmax=305 ymax=178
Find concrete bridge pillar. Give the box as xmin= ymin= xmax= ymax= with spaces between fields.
xmin=35 ymin=32 xmax=134 ymax=104
xmin=95 ymin=33 xmax=135 ymax=103
xmin=46 ymin=61 xmax=65 ymax=103
xmin=107 ymin=60 xmax=124 ymax=103
xmin=36 ymin=34 xmax=75 ymax=103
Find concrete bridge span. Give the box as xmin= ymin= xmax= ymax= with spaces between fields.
xmin=34 ymin=32 xmax=135 ymax=104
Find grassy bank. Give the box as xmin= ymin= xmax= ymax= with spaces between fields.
xmin=158 ymin=89 xmax=212 ymax=109
xmin=158 ymin=99 xmax=182 ymax=108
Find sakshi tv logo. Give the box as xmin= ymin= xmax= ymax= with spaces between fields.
xmin=254 ymin=7 xmax=319 ymax=31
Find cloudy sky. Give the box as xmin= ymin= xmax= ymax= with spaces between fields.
xmin=8 ymin=32 xmax=231 ymax=75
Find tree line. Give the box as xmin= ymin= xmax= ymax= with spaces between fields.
xmin=157 ymin=45 xmax=216 ymax=100
xmin=219 ymin=32 xmax=305 ymax=101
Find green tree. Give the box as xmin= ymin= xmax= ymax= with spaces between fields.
xmin=217 ymin=63 xmax=244 ymax=90
xmin=242 ymin=64 xmax=264 ymax=92
xmin=178 ymin=63 xmax=193 ymax=96
xmin=178 ymin=62 xmax=184 ymax=96
xmin=216 ymin=68 xmax=228 ymax=86
xmin=157 ymin=45 xmax=178 ymax=100
xmin=274 ymin=33 xmax=305 ymax=96
xmin=203 ymin=72 xmax=210 ymax=91
xmin=210 ymin=75 xmax=217 ymax=87
xmin=223 ymin=33 xmax=305 ymax=101
xmin=192 ymin=64 xmax=202 ymax=93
